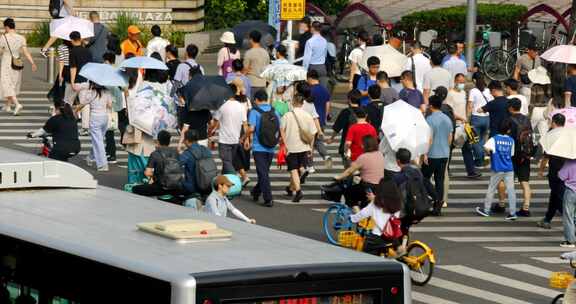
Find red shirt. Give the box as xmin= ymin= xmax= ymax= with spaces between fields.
xmin=345 ymin=122 xmax=377 ymax=161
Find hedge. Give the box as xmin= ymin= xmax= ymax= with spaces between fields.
xmin=397 ymin=4 xmax=528 ymax=39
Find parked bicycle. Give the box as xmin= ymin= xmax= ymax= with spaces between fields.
xmin=335 ymin=29 xmax=355 ymax=83
xmin=475 ymin=24 xmax=515 ymax=81
xmin=321 ymin=194 xmax=436 ymax=286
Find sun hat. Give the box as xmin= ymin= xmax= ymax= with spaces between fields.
xmin=528 ymin=66 xmax=551 ymax=85
xmin=127 ymin=25 xmax=141 ymax=35
xmin=214 ymin=175 xmax=235 ymax=187
xmin=220 ymin=31 xmax=236 ymax=44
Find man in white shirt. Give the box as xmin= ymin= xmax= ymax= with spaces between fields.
xmin=404 ymin=42 xmax=431 ymax=93
xmin=213 ymin=93 xmax=248 ymax=175
xmin=146 ymin=25 xmax=170 ymax=61
xmin=281 ymin=94 xmax=318 ymax=203
xmin=504 ymin=78 xmax=529 ymax=116
xmin=423 ymin=51 xmax=452 ymax=105
xmin=442 ymin=44 xmax=467 ymax=86
xmin=348 ymin=30 xmax=370 ymax=90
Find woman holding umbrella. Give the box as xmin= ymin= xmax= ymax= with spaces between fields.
xmin=0 ymin=18 xmax=37 ymax=115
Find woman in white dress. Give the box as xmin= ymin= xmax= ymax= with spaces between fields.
xmin=0 ymin=18 xmax=37 ymax=115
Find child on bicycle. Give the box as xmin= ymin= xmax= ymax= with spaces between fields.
xmin=350 ymin=179 xmax=404 ymax=256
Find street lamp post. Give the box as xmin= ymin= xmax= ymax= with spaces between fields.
xmin=465 ymin=0 xmax=477 ymax=71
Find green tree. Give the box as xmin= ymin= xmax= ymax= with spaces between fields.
xmin=204 ymin=0 xmax=248 ymax=30
xmin=309 ymin=0 xmax=350 ymax=16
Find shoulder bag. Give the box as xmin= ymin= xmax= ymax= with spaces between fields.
xmin=291 ymin=111 xmax=314 ymax=145
xmin=4 ymin=34 xmax=23 ymax=70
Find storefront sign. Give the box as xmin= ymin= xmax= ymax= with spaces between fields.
xmin=280 ymin=0 xmax=305 ymax=21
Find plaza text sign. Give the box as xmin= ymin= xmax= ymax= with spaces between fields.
xmin=77 ymin=9 xmax=173 ymax=24
xmin=280 ymin=0 xmax=305 ymax=20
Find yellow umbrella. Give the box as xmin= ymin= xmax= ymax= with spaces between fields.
xmin=540 ymin=127 xmax=576 ymax=159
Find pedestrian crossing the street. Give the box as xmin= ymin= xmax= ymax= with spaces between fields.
xmin=2 ymin=90 xmax=572 ymax=303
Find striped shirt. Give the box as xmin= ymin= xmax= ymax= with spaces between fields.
xmin=57 ymin=45 xmax=70 ymax=66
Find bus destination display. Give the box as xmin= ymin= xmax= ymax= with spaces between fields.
xmin=228 ymin=292 xmax=376 ymax=304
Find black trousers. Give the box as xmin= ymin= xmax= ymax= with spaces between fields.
xmin=363 ymin=233 xmax=400 ymax=256
xmin=544 ymin=177 xmax=565 ymax=223
xmin=117 ymin=109 xmax=128 ymax=144
xmin=421 ymin=158 xmax=449 ymax=203
xmin=132 ymin=183 xmax=187 ymax=197
xmin=105 ymin=130 xmax=116 ymax=159
xmin=253 ymin=152 xmax=274 ymax=202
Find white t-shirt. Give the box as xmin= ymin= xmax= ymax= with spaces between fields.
xmin=281 ymin=108 xmax=318 ymax=153
xmin=469 ymin=88 xmax=493 ymax=117
xmin=379 ymin=135 xmax=400 ymax=172
xmin=350 ymin=202 xmax=401 ymax=236
xmin=508 ymin=94 xmax=529 ymax=116
xmin=302 ymin=101 xmax=319 ymax=119
xmin=484 ymin=137 xmax=514 ymax=156
xmin=348 ymin=44 xmax=366 ymax=75
xmin=442 ymin=56 xmax=468 ymax=87
xmin=445 ymin=90 xmax=467 ymax=120
xmin=404 ymin=53 xmax=432 ymax=92
xmin=146 ymin=37 xmax=170 ymax=61
xmin=214 ymin=99 xmax=247 ymax=144
xmin=423 ymin=66 xmax=451 ymax=91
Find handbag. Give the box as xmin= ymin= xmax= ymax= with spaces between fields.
xmin=3 ymin=34 xmax=23 ymax=70
xmin=291 ymin=111 xmax=314 ymax=145
xmin=520 ymin=59 xmax=535 ymax=85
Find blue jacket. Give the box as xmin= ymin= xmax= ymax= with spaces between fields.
xmin=179 ymin=144 xmax=212 ymax=194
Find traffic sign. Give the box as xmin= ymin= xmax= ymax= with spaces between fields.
xmin=280 ymin=0 xmax=305 ymax=21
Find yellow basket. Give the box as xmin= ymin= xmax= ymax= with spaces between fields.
xmin=550 ymin=272 xmax=574 ymax=289
xmin=338 ymin=231 xmax=365 ymax=251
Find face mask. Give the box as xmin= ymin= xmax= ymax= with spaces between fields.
xmin=298 ymin=28 xmax=305 ymax=34
xmin=457 ymin=83 xmax=465 ymax=91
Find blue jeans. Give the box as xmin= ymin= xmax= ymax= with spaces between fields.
xmin=461 ymin=141 xmax=478 ymax=176
xmin=563 ymin=188 xmax=576 ymax=244
xmin=89 ymin=114 xmax=108 ymax=169
xmin=471 ymin=115 xmax=489 ymax=166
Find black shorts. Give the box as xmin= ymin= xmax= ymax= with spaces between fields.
xmin=513 ymin=156 xmax=531 ymax=182
xmin=286 ymin=152 xmax=308 ymax=171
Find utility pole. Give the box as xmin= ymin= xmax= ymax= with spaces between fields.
xmin=465 ymin=0 xmax=477 ymax=70
xmin=569 ymin=0 xmax=576 ymax=43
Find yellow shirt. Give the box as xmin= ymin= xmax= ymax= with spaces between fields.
xmin=121 ymin=39 xmax=144 ymax=57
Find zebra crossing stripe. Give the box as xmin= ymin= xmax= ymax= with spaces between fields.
xmin=486 ymin=247 xmax=574 ymax=252
xmin=412 ymin=292 xmax=459 ymax=304
xmin=438 ymin=265 xmax=558 ymax=298
xmin=531 ymin=257 xmax=567 ymax=264
xmin=500 ymin=264 xmax=554 ymax=279
xmin=412 ymin=226 xmax=561 ymax=232
xmin=439 ymin=236 xmax=563 ymax=242
xmin=427 ymin=277 xmax=532 ymax=304
xmin=423 ymin=216 xmax=560 ymax=223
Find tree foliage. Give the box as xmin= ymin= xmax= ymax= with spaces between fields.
xmin=204 ymin=0 xmax=248 ymax=30
xmin=309 ymin=0 xmax=350 ymax=16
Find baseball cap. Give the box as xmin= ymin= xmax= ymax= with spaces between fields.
xmin=214 ymin=175 xmax=235 ymax=187
xmin=127 ymin=25 xmax=141 ymax=35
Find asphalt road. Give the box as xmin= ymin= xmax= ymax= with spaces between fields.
xmin=0 ymin=53 xmax=567 ymax=304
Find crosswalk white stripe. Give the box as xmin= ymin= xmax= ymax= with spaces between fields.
xmin=423 ymin=216 xmax=559 ymax=223
xmin=439 ymin=236 xmax=563 ymax=242
xmin=20 ymin=91 xmax=48 ymax=95
xmin=412 ymin=292 xmax=459 ymax=304
xmin=427 ymin=277 xmax=532 ymax=304
xmin=486 ymin=247 xmax=574 ymax=253
xmin=438 ymin=265 xmax=558 ymax=298
xmin=501 ymin=264 xmax=554 ymax=279
xmin=413 ymin=226 xmax=561 ymax=232
xmin=0 ymin=123 xmax=45 ymax=126
xmin=531 ymin=257 xmax=568 ymax=264
xmin=438 ymin=207 xmax=548 ymax=213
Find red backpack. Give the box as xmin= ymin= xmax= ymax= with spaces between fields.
xmin=382 ymin=215 xmax=403 ymax=240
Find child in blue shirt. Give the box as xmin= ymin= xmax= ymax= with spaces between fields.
xmin=475 ymin=119 xmax=518 ymax=220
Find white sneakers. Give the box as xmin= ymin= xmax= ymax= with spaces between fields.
xmin=12 ymin=104 xmax=23 ymax=116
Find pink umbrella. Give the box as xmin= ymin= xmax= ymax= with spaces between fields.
xmin=550 ymin=107 xmax=576 ymax=128
xmin=541 ymin=45 xmax=576 ymax=64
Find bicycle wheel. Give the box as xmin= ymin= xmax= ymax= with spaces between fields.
xmin=322 ymin=204 xmax=352 ymax=245
xmin=403 ymin=242 xmax=434 ymax=286
xmin=482 ymin=49 xmax=512 ymax=81
xmin=552 ymin=294 xmax=564 ymax=304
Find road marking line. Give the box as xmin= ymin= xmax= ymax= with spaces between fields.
xmin=438 ymin=265 xmax=558 ymax=298
xmin=424 ymin=216 xmax=558 ymax=222
xmin=412 ymin=226 xmax=560 ymax=232
xmin=427 ymin=277 xmax=533 ymax=304
xmin=439 ymin=236 xmax=563 ymax=242
xmin=486 ymin=247 xmax=574 ymax=252
xmin=531 ymin=257 xmax=568 ymax=264
xmin=412 ymin=292 xmax=460 ymax=304
xmin=501 ymin=264 xmax=555 ymax=279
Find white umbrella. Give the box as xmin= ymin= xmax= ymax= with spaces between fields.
xmin=50 ymin=16 xmax=94 ymax=41
xmin=540 ymin=127 xmax=576 ymax=159
xmin=260 ymin=63 xmax=307 ymax=87
xmin=79 ymin=63 xmax=128 ymax=87
xmin=541 ymin=45 xmax=576 ymax=64
xmin=380 ymin=100 xmax=431 ymax=158
xmin=360 ymin=44 xmax=408 ymax=77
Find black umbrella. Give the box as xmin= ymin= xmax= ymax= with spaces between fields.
xmin=181 ymin=75 xmax=233 ymax=111
xmin=232 ymin=20 xmax=277 ymax=49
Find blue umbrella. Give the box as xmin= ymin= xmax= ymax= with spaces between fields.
xmin=118 ymin=56 xmax=168 ymax=70
xmin=79 ymin=63 xmax=128 ymax=87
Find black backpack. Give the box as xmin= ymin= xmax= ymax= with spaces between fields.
xmin=107 ymin=33 xmax=121 ymax=55
xmin=253 ymin=106 xmax=280 ymax=148
xmin=49 ymin=0 xmax=61 ymax=18
xmin=157 ymin=150 xmax=185 ymax=191
xmin=190 ymin=147 xmax=218 ymax=194
xmin=402 ymin=166 xmax=433 ymax=221
xmin=511 ymin=116 xmax=536 ymax=161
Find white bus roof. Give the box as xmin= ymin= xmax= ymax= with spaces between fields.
xmin=0 ymin=148 xmax=390 ymax=284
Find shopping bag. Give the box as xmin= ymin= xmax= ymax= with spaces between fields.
xmin=277 ymin=143 xmax=287 ymax=169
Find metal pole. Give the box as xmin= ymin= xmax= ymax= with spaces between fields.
xmin=465 ymin=0 xmax=477 ymax=71
xmin=287 ymin=20 xmax=295 ymax=63
xmin=47 ymin=47 xmax=55 ymax=84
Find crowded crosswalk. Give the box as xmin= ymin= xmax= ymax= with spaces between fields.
xmin=2 ymin=88 xmax=573 ymax=303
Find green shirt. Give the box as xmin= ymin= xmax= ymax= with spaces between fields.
xmin=272 ymin=100 xmax=290 ymax=117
